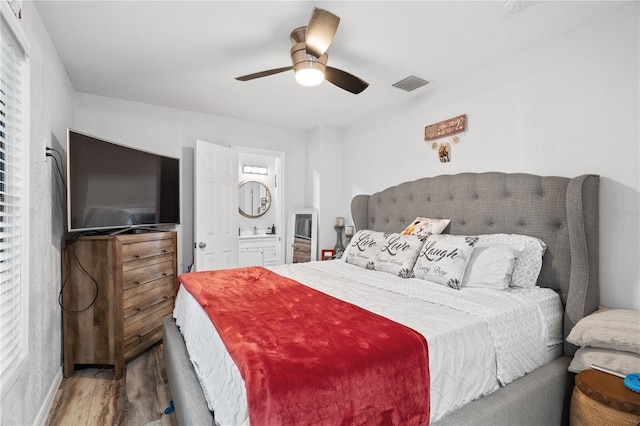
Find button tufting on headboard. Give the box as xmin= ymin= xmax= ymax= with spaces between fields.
xmin=350 ymin=172 xmax=600 ymax=356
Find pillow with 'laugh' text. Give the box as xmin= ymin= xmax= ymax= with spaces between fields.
xmin=413 ymin=234 xmax=478 ymax=289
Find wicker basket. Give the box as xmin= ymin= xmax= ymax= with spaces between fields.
xmin=570 ymin=386 xmax=640 ymax=426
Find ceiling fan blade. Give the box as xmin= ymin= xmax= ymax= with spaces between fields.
xmin=325 ymin=66 xmax=369 ymax=94
xmin=305 ymin=8 xmax=340 ymax=58
xmin=235 ymin=66 xmax=293 ymax=81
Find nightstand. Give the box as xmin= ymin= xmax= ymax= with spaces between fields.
xmin=570 ymin=369 xmax=640 ymax=425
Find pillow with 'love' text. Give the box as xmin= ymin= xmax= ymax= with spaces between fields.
xmin=374 ymin=233 xmax=425 ymax=278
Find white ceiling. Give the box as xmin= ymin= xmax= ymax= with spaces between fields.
xmin=35 ymin=1 xmax=627 ymax=130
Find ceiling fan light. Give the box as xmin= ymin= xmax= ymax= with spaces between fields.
xmin=291 ymin=42 xmax=327 ymax=87
xmin=295 ymin=68 xmax=324 ymax=86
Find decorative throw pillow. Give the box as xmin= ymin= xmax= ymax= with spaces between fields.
xmin=413 ymin=234 xmax=478 ymax=289
xmin=567 ymin=309 xmax=640 ymax=354
xmin=568 ymin=346 xmax=640 ymax=374
xmin=403 ymin=217 xmax=451 ymax=240
xmin=375 ymin=233 xmax=424 ymax=278
xmin=476 ymin=234 xmax=547 ymax=288
xmin=343 ymin=230 xmax=385 ymax=270
xmin=461 ymin=245 xmax=520 ymax=290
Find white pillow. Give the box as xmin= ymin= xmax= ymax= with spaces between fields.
xmin=568 ymin=346 xmax=640 ymax=375
xmin=375 ymin=233 xmax=424 ymax=278
xmin=343 ymin=230 xmax=385 ymax=269
xmin=403 ymin=217 xmax=451 ymax=239
xmin=461 ymin=245 xmax=519 ymax=289
xmin=477 ymin=234 xmax=547 ymax=288
xmin=413 ymin=234 xmax=478 ymax=289
xmin=567 ymin=309 xmax=640 ymax=354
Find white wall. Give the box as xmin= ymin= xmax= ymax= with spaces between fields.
xmin=341 ymin=5 xmax=639 ymax=310
xmin=305 ymin=126 xmax=345 ymax=257
xmin=0 ymin=2 xmax=75 ymax=425
xmin=74 ymin=93 xmax=306 ymax=273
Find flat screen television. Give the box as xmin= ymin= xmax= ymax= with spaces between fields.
xmin=66 ymin=129 xmax=180 ymax=233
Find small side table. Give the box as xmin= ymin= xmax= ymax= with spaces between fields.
xmin=570 ymin=369 xmax=640 ymax=426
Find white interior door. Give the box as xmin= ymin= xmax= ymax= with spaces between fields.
xmin=194 ymin=140 xmax=238 ymax=271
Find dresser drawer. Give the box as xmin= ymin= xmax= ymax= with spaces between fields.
xmin=121 ymin=238 xmax=174 ymax=263
xmin=124 ymin=292 xmax=173 ymax=324
xmin=123 ymin=259 xmax=174 ymax=291
xmin=123 ymin=295 xmax=173 ymax=361
xmin=123 ymin=275 xmax=174 ymax=311
xmin=122 ymin=252 xmax=174 ymax=274
xmin=124 ymin=322 xmax=164 ymax=361
xmin=124 ymin=295 xmax=173 ymax=337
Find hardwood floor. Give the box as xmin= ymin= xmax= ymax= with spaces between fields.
xmin=46 ymin=343 xmax=177 ymax=426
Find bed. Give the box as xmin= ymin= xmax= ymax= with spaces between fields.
xmin=163 ymin=172 xmax=599 ymax=425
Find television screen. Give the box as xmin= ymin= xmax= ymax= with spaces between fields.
xmin=67 ymin=129 xmax=180 ymax=233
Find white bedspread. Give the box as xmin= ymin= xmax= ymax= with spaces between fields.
xmin=173 ymin=261 xmax=562 ymax=424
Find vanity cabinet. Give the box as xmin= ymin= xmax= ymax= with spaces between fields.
xmin=239 ymin=235 xmax=278 ymax=267
xmin=62 ymin=231 xmax=177 ymax=379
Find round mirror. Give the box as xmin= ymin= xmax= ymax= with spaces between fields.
xmin=239 ymin=180 xmax=271 ymax=218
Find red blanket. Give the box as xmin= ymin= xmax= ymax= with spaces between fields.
xmin=179 ymin=266 xmax=430 ymax=425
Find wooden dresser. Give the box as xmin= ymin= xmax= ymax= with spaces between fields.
xmin=62 ymin=231 xmax=177 ymax=379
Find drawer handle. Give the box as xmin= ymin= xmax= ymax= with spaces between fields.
xmin=134 ymin=254 xmax=140 ymax=259
xmin=162 ymin=273 xmax=167 ymax=277
xmin=162 ymin=249 xmax=168 ymax=253
xmin=136 ymin=296 xmax=171 ymax=313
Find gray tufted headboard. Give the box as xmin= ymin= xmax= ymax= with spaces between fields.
xmin=351 ymin=172 xmax=599 ymax=355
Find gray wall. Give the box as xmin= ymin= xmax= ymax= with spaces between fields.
xmin=0 ymin=2 xmax=75 ymax=425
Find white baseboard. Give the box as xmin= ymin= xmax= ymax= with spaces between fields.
xmin=33 ymin=367 xmax=63 ymax=426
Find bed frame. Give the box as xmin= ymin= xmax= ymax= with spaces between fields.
xmin=163 ymin=172 xmax=599 ymax=425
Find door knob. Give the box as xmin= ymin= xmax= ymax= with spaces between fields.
xmin=198 ymin=242 xmax=206 ymax=249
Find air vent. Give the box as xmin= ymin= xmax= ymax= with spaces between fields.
xmin=392 ymin=75 xmax=429 ymax=92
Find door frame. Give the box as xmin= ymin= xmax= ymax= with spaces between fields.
xmin=233 ymin=146 xmax=285 ymax=265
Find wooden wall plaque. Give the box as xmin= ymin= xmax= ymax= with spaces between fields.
xmin=424 ymin=114 xmax=466 ymax=141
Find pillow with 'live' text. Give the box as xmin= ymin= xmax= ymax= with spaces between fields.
xmin=343 ymin=230 xmax=385 ymax=270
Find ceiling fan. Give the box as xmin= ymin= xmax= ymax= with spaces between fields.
xmin=235 ymin=8 xmax=369 ymax=94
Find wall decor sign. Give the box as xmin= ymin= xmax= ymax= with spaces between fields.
xmin=424 ymin=114 xmax=466 ymax=163
xmin=424 ymin=114 xmax=466 ymax=140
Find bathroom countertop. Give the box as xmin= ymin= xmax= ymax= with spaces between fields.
xmin=239 ymin=234 xmax=277 ymax=239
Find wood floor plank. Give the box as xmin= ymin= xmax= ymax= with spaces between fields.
xmin=85 ymin=369 xmax=124 ymax=425
xmin=47 ymin=343 xmax=177 ymax=426
xmin=53 ymin=369 xmax=103 ymax=425
xmin=124 ymin=347 xmax=158 ymax=425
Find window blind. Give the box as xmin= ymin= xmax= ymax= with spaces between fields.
xmin=0 ymin=8 xmax=29 ymax=398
